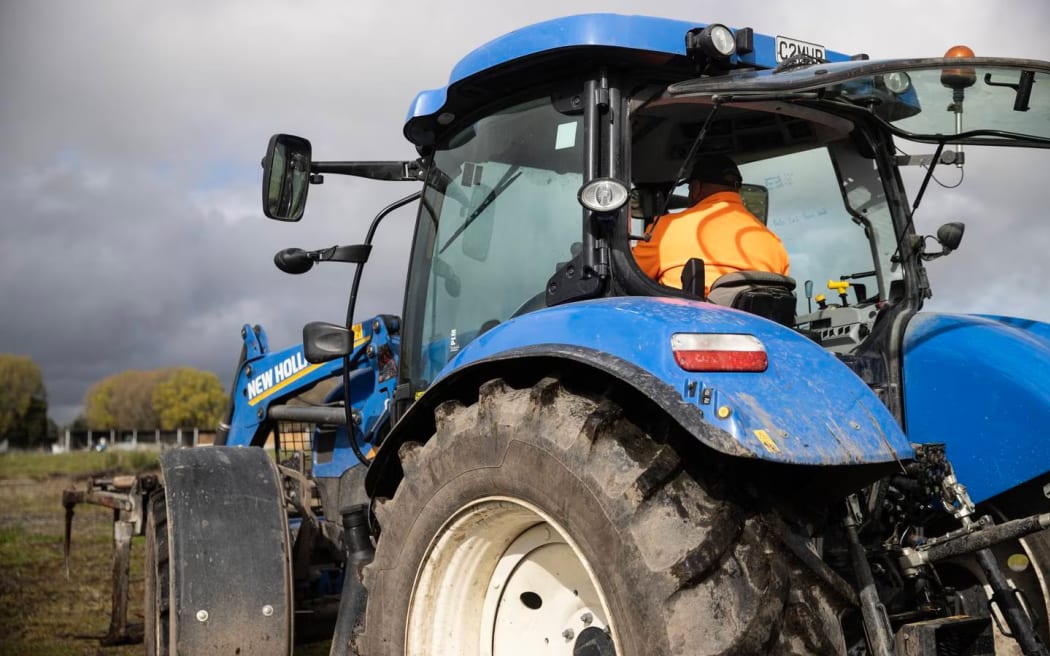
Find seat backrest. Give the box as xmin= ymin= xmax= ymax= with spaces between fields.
xmin=707 ymin=271 xmax=797 ymax=326
xmin=680 ymin=258 xmax=705 ymax=299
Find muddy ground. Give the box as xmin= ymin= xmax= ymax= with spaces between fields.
xmin=0 ymin=451 xmax=329 ymax=656
xmin=0 ymin=452 xmax=150 ymax=656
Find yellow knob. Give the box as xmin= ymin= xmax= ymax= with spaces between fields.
xmin=827 ymin=279 xmax=850 ymax=294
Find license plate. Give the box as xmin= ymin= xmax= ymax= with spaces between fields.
xmin=775 ymin=36 xmax=826 ymax=63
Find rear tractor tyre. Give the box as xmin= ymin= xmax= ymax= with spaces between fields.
xmin=359 ymin=377 xmax=845 ymax=655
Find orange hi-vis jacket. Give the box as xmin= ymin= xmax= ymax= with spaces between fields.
xmin=633 ymin=190 xmax=790 ymax=296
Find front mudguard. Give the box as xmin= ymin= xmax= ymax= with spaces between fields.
xmin=157 ymin=447 xmax=293 ymax=654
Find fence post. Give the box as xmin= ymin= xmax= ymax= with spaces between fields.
xmin=87 ymin=430 xmax=93 ymax=450
xmin=65 ymin=429 xmax=71 ymax=452
xmin=193 ymin=428 xmax=199 ymax=447
xmin=176 ymin=428 xmax=182 ymax=449
xmin=155 ymin=428 xmax=160 ymax=446
xmin=131 ymin=429 xmax=137 ymax=447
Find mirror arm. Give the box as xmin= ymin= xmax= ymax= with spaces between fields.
xmin=318 ymin=244 xmax=372 ymax=264
xmin=311 ymin=160 xmax=424 ymax=182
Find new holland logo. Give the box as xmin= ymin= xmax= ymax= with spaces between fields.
xmin=247 ymin=352 xmax=310 ymax=401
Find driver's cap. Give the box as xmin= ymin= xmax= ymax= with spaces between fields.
xmin=691 ymin=154 xmax=741 ymax=187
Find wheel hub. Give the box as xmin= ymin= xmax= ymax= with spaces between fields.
xmin=406 ymin=497 xmax=617 ymax=655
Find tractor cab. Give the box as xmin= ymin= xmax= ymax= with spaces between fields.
xmin=391 ymin=42 xmax=1050 ymax=401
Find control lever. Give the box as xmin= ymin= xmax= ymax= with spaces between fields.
xmin=828 ymin=279 xmax=851 ymax=307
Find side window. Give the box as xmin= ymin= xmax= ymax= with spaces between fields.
xmin=740 ymin=147 xmax=881 ymax=314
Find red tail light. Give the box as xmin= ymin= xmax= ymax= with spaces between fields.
xmin=671 ymin=333 xmax=768 ymax=372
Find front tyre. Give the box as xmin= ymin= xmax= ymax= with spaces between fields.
xmin=359 ymin=377 xmax=845 ymax=655
xmin=143 ymin=447 xmax=294 ymax=656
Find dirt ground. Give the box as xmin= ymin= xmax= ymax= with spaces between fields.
xmin=0 ymin=452 xmax=150 ymax=656
xmin=0 ymin=451 xmax=330 ymax=656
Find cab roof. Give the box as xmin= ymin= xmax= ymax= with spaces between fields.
xmin=403 ymin=13 xmax=852 ymax=147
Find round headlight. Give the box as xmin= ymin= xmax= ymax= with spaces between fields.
xmin=706 ymin=24 xmax=736 ymax=57
xmin=883 ymin=71 xmax=912 ymax=94
xmin=578 ymin=178 xmax=629 ymax=213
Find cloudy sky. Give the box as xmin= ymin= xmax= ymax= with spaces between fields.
xmin=1 ymin=1 xmax=1048 ymax=424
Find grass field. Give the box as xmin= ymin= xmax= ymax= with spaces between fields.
xmin=0 ymin=451 xmax=157 ymax=656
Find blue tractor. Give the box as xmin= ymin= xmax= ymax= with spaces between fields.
xmin=93 ymin=14 xmax=1050 ymax=656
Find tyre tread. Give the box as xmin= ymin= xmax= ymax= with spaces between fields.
xmin=360 ymin=376 xmax=843 ymax=655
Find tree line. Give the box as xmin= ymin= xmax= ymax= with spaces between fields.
xmin=0 ymin=354 xmax=52 ymax=448
xmin=0 ymin=353 xmax=228 ymax=448
xmin=81 ymin=367 xmax=227 ymax=431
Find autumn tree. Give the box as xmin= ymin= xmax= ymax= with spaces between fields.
xmin=83 ymin=377 xmax=116 ymax=428
xmin=0 ymin=354 xmax=50 ymax=448
xmin=151 ymin=367 xmax=227 ymax=430
xmin=82 ymin=369 xmax=172 ymax=429
xmin=83 ymin=367 xmax=227 ymax=430
xmin=109 ymin=369 xmax=170 ymax=428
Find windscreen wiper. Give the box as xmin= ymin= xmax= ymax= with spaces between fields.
xmin=439 ymin=165 xmax=521 ymax=254
xmin=649 ymin=98 xmax=727 ymax=227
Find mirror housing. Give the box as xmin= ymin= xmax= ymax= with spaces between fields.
xmin=262 ymin=134 xmax=312 ymax=221
xmin=921 ymin=222 xmax=966 ymax=261
xmin=302 ymin=321 xmax=354 ymax=364
xmin=739 ymin=183 xmax=769 ymax=224
xmin=936 ymin=221 xmax=965 ymax=252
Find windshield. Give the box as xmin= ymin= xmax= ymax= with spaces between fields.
xmin=671 ymin=59 xmax=1050 ymax=146
xmin=855 ymin=65 xmax=1050 ymax=144
xmin=403 ymin=95 xmax=585 ymax=386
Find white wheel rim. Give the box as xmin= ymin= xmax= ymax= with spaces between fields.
xmin=406 ymin=496 xmax=617 ymax=655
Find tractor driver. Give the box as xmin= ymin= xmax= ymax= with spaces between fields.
xmin=633 ymin=154 xmax=790 ymax=297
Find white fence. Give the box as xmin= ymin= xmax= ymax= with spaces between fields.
xmin=59 ymin=428 xmax=216 ymax=452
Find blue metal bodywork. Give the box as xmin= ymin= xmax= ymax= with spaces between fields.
xmin=224 ymin=320 xmax=400 ymax=477
xmin=249 ymin=14 xmax=1045 ymax=509
xmin=903 ymin=312 xmax=1050 ymax=502
xmin=434 ymin=297 xmax=912 ymax=466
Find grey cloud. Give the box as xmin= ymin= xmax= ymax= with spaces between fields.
xmin=1 ymin=0 xmax=1047 ymax=423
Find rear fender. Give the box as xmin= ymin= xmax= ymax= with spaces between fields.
xmin=367 ymin=297 xmax=912 ymax=496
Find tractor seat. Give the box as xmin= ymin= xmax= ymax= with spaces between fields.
xmin=707 ymin=271 xmax=797 ymax=327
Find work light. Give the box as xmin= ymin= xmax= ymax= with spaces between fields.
xmin=578 ymin=178 xmax=629 ymax=213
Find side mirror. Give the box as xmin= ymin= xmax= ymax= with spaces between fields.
xmin=739 ymin=183 xmax=769 ymax=225
xmin=921 ymin=222 xmax=966 ymax=261
xmin=936 ymin=221 xmax=965 ymax=252
xmin=302 ymin=321 xmax=353 ymax=364
xmin=262 ymin=134 xmax=312 ymax=221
